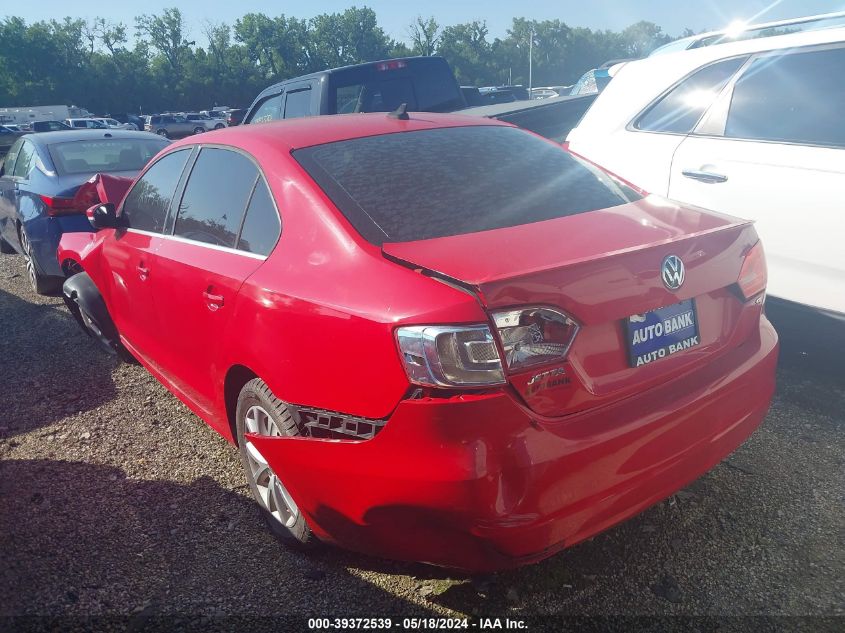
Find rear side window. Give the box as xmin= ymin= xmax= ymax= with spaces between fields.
xmin=174 ymin=148 xmax=258 ymax=248
xmin=284 ymin=89 xmax=312 ymax=119
xmin=122 ymin=149 xmax=191 ymax=233
xmin=725 ymin=47 xmax=845 ymax=147
xmin=635 ymin=57 xmax=748 ymax=133
xmin=248 ymin=93 xmax=283 ymax=124
xmin=237 ymin=177 xmax=280 ymax=256
xmin=294 ymin=125 xmax=640 ymax=245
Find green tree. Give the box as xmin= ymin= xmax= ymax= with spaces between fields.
xmin=306 ymin=7 xmax=391 ymax=71
xmin=408 ymin=16 xmax=440 ymax=56
xmin=620 ymin=20 xmax=671 ymax=57
xmin=437 ymin=21 xmax=494 ymax=85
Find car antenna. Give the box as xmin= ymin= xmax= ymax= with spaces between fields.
xmin=388 ymin=103 xmax=409 ymax=120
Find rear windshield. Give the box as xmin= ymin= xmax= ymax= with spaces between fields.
xmin=294 ymin=125 xmax=640 ymax=244
xmin=330 ymin=58 xmax=464 ymax=114
xmin=49 ymin=138 xmax=168 ymax=175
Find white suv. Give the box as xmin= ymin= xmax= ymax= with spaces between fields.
xmin=567 ymin=27 xmax=845 ymax=318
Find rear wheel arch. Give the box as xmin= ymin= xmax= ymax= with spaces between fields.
xmin=224 ymin=364 xmax=259 ymax=444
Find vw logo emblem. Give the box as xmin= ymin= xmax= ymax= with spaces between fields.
xmin=661 ymin=255 xmax=685 ymax=291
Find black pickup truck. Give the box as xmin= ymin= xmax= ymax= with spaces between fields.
xmin=459 ymin=94 xmax=598 ymax=143
xmin=242 ymin=54 xmax=597 ymax=144
xmin=242 ymin=56 xmax=466 ymax=125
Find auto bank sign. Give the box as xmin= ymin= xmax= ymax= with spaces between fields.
xmin=625 ymin=299 xmax=701 ymax=367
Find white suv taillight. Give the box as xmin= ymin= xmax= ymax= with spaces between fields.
xmin=492 ymin=307 xmax=579 ymax=371
xmin=396 ymin=325 xmax=505 ymax=387
xmin=737 ymin=241 xmax=767 ymax=301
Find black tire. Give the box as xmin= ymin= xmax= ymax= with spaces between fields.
xmin=193 ymin=126 xmax=205 ymax=135
xmin=236 ymin=378 xmax=316 ymax=549
xmin=0 ymin=234 xmax=15 ymax=254
xmin=155 ymin=128 xmax=169 ymax=138
xmin=19 ymin=226 xmax=60 ymax=295
xmin=214 ymin=123 xmax=225 ymax=130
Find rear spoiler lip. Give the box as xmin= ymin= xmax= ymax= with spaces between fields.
xmin=382 ymin=219 xmax=753 ymax=288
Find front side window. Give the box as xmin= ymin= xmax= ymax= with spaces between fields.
xmin=726 ymin=47 xmax=845 ymax=147
xmin=237 ymin=177 xmax=280 ymax=256
xmin=635 ymin=57 xmax=748 ymax=134
xmin=12 ymin=141 xmax=35 ymax=178
xmin=284 ymin=89 xmax=312 ymax=119
xmin=1 ymin=139 xmax=24 ymax=177
xmin=121 ymin=149 xmax=191 ymax=233
xmin=295 ymin=125 xmax=641 ymax=245
xmin=248 ymin=93 xmax=283 ymax=124
xmin=174 ymin=148 xmax=258 ymax=247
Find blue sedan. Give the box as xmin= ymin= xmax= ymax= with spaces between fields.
xmin=0 ymin=129 xmax=168 ymax=294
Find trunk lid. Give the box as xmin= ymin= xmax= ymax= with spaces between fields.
xmin=383 ymin=197 xmax=760 ymax=417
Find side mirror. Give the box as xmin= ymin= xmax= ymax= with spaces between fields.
xmin=86 ymin=203 xmax=119 ymax=229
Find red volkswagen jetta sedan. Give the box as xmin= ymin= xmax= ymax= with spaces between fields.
xmin=58 ymin=113 xmax=778 ymax=571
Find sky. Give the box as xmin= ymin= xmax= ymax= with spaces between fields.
xmin=5 ymin=0 xmax=845 ymax=45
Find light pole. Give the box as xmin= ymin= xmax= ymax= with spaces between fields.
xmin=528 ymin=29 xmax=534 ymax=94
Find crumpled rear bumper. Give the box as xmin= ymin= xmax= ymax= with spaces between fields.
xmin=249 ymin=318 xmax=778 ymax=572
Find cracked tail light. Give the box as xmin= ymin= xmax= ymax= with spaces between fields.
xmin=492 ymin=307 xmax=579 ymax=372
xmin=737 ymin=241 xmax=767 ymax=301
xmin=396 ymin=325 xmax=505 ymax=387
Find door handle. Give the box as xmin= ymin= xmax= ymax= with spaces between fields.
xmin=136 ymin=263 xmax=149 ymax=280
xmin=681 ymin=169 xmax=728 ymax=184
xmin=203 ymin=289 xmax=225 ymax=311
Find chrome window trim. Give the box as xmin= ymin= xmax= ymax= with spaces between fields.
xmin=124 ymin=228 xmax=268 ymax=260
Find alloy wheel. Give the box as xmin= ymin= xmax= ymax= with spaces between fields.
xmin=19 ymin=229 xmax=37 ymax=291
xmin=243 ymin=405 xmax=299 ymax=528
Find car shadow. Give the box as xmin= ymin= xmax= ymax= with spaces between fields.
xmin=0 ymin=458 xmax=441 ymax=622
xmin=0 ymin=287 xmax=119 ymax=439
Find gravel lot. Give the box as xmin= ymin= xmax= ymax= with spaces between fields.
xmin=0 ymin=252 xmax=843 ymax=630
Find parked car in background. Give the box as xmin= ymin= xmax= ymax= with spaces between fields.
xmin=144 ymin=114 xmax=197 ymax=139
xmin=109 ymin=113 xmax=144 ymax=131
xmin=183 ymin=113 xmax=227 ymax=132
xmin=90 ymin=117 xmax=137 ymax=130
xmin=2 ymin=124 xmax=24 ymax=132
xmin=31 ymin=120 xmax=71 ymax=133
xmin=497 ymin=85 xmax=530 ymax=100
xmin=243 ymin=56 xmax=465 ymax=124
xmin=530 ymin=87 xmax=563 ymax=99
xmin=569 ymin=67 xmax=616 ymax=96
xmin=201 ymin=110 xmax=229 ymax=121
xmin=58 ymin=113 xmax=776 ymax=571
xmin=460 ymin=86 xmax=483 ymax=106
xmin=649 ymin=10 xmax=845 ymax=56
xmin=0 ymin=130 xmax=168 ymax=293
xmin=567 ymin=26 xmax=845 ymax=318
xmin=65 ymin=118 xmax=108 ymax=130
xmin=477 ymin=87 xmax=518 ymax=105
xmin=0 ymin=125 xmax=25 ymax=157
xmin=226 ymin=109 xmax=246 ymax=126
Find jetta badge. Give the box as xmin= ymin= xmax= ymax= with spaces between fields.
xmin=661 ymin=255 xmax=685 ymax=291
